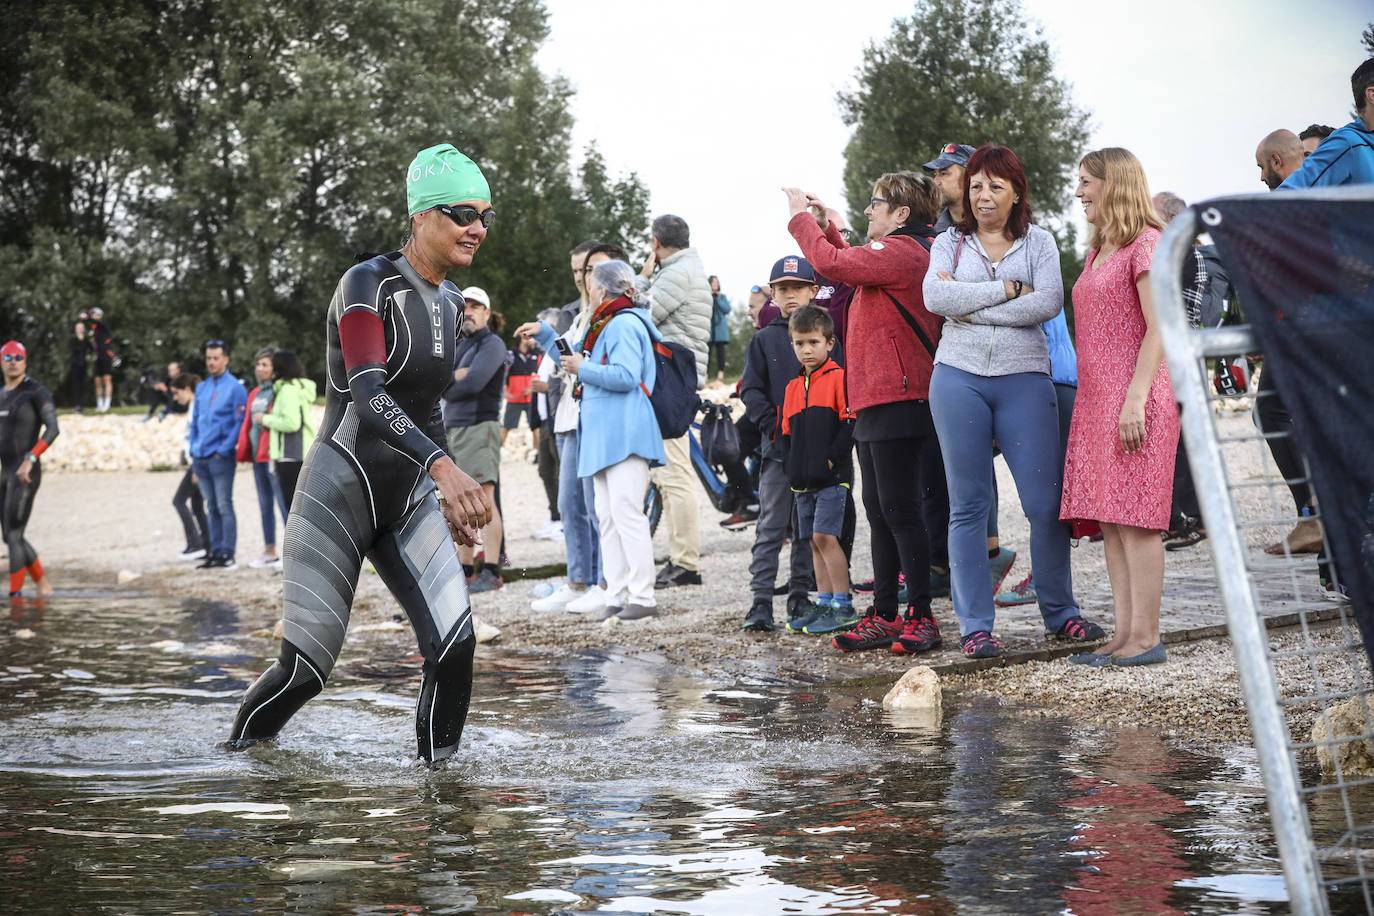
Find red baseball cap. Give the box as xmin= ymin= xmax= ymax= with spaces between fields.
xmin=1 ymin=340 xmax=25 ymax=359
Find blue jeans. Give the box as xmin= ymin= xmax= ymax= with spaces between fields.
xmin=192 ymin=454 xmax=238 ymax=558
xmin=929 ymin=365 xmax=1079 ymax=636
xmin=251 ymin=461 xmax=287 ymax=549
xmin=557 ymin=430 xmax=601 ymax=586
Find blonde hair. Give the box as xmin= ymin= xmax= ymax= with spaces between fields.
xmin=1079 ymin=148 xmax=1164 ymax=250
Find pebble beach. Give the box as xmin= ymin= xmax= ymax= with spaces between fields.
xmin=16 ymin=404 xmax=1368 ymax=752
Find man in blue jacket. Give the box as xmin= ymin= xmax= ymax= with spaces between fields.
xmin=188 ymin=340 xmax=248 ymax=570
xmin=1280 ymin=58 xmax=1374 ymax=189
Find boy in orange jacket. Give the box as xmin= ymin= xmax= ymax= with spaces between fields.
xmin=778 ymin=305 xmax=856 ymax=639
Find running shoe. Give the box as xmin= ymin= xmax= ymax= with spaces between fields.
xmin=802 ymin=605 xmax=860 ymax=635
xmin=988 ymin=548 xmax=1016 ymax=592
xmin=832 ymin=610 xmax=903 ymax=651
xmin=852 ymin=577 xmax=875 ymax=593
xmin=743 ymin=599 xmax=774 ymax=632
xmin=655 ymin=563 xmax=702 ymax=588
xmin=928 ymin=567 xmax=949 ymax=599
xmin=196 ymin=554 xmax=220 ymax=570
xmin=217 ymin=555 xmax=239 ymax=571
xmin=783 ymin=594 xmax=820 ymax=633
xmin=1047 ymin=615 xmax=1106 ymax=642
xmin=178 ymin=546 xmax=207 ymax=561
xmin=853 ymin=573 xmax=904 ymax=596
xmin=960 ymin=630 xmax=1002 ymax=659
xmin=892 ymin=611 xmax=943 ymax=654
xmin=468 ymin=567 xmax=504 ymax=593
xmin=719 ymin=506 xmax=760 ymax=530
xmin=249 ymin=552 xmax=281 ymax=569
xmin=531 ymin=583 xmax=579 ymax=612
xmin=565 ymin=585 xmax=608 ymax=614
xmin=995 ymin=573 xmax=1037 ymax=607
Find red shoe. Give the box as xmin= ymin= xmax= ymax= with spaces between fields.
xmin=892 ymin=611 xmax=943 ymax=654
xmin=832 ymin=609 xmax=903 ymax=651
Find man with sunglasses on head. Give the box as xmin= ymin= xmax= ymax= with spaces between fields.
xmin=229 ymin=143 xmax=494 ymax=765
xmin=1 ymin=341 xmax=59 ymax=597
xmin=188 ymin=339 xmax=248 ymax=570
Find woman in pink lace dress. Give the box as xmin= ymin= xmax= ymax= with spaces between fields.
xmin=1061 ymin=147 xmax=1178 ymax=668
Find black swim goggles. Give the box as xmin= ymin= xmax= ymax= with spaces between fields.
xmin=437 ymin=204 xmax=496 ymax=229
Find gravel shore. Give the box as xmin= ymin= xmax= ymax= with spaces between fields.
xmin=17 ymin=407 xmax=1366 ymax=749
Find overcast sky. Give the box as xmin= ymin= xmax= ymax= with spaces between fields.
xmin=535 ymin=0 xmax=1369 ymax=306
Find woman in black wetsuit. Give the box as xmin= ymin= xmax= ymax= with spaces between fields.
xmin=1 ymin=341 xmax=59 ymax=597
xmin=228 ymin=144 xmax=495 ymax=763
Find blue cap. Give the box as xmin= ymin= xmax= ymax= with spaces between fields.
xmin=769 ymin=255 xmax=816 ymax=285
xmin=923 ymin=142 xmax=977 ymax=170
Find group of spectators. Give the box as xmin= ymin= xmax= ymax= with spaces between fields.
xmin=516 ymin=57 xmax=1373 ymax=664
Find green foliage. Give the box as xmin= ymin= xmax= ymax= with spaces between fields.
xmin=838 ymin=0 xmax=1090 ymax=236
xmin=0 ymin=0 xmax=648 ymax=401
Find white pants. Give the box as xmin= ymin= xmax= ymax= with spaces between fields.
xmin=593 ymin=456 xmax=656 ymax=607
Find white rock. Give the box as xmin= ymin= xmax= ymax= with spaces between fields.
xmin=117 ymin=570 xmax=142 ymax=584
xmin=1311 ymin=697 xmax=1374 ymax=778
xmin=474 ymin=618 xmax=501 ymax=644
xmin=14 ymin=628 xmax=35 ymax=640
xmin=883 ymin=666 xmax=942 ymax=711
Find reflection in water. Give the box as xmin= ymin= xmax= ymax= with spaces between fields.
xmin=0 ymin=591 xmax=1348 ymax=913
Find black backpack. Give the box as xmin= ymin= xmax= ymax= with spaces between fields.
xmin=603 ymin=313 xmax=701 ymax=439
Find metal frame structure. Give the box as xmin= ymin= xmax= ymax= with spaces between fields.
xmin=1154 ymin=195 xmax=1374 ymax=915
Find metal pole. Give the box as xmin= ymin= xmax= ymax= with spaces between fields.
xmin=1153 ymin=208 xmax=1327 ymax=915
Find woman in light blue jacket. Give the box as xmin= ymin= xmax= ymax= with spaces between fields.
xmin=524 ymin=259 xmax=666 ymax=620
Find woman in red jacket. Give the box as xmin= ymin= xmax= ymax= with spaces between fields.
xmin=784 ymin=173 xmax=945 ymax=655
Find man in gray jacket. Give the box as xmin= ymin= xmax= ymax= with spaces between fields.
xmin=638 ymin=214 xmax=712 ymax=587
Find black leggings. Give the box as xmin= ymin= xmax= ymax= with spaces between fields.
xmin=172 ymin=468 xmax=208 ymax=551
xmin=1256 ymin=365 xmax=1312 ymax=512
xmin=275 ymin=461 xmax=302 ymax=515
xmin=857 ymin=437 xmax=934 ymax=616
xmin=2 ymin=464 xmax=41 ymax=577
xmin=707 ymin=341 xmax=728 ymax=377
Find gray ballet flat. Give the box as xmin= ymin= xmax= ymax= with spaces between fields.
xmin=1111 ymin=642 xmax=1168 ymax=667
xmin=600 ymin=605 xmax=623 ymax=621
xmin=617 ymin=603 xmax=659 ymax=621
xmin=1069 ymin=651 xmax=1112 ymax=666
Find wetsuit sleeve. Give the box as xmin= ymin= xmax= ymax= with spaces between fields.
xmin=337 ymin=276 xmax=447 ymax=470
xmin=29 ymin=386 xmax=59 ymax=458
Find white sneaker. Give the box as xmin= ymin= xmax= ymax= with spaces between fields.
xmin=532 ymin=519 xmax=562 ymax=541
xmin=564 ymin=585 xmax=609 ymax=614
xmin=531 ymin=583 xmax=579 ymax=612
xmin=178 ymin=547 xmax=207 ymax=560
xmin=249 ymin=553 xmax=281 ymax=569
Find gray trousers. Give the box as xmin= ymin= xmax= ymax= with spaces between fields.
xmin=749 ymin=459 xmax=814 ymax=602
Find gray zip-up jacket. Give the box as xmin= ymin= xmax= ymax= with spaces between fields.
xmin=922 ymin=225 xmax=1064 ymax=377
xmin=641 ymin=246 xmax=712 ymax=388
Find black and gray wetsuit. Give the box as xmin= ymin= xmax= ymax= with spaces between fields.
xmin=230 ymin=251 xmax=475 ymax=762
xmin=1 ymin=377 xmax=59 ymax=590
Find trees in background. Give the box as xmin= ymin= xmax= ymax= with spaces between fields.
xmin=0 ymin=0 xmax=648 ymax=400
xmin=837 ymin=0 xmax=1090 ymax=322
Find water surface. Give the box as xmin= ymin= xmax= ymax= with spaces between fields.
xmin=1 ymin=592 xmax=1363 ymax=913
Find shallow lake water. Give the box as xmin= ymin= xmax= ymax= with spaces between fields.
xmin=1 ymin=591 xmax=1366 ymax=913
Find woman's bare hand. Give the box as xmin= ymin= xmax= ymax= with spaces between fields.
xmin=1118 ymin=395 xmax=1147 ymax=453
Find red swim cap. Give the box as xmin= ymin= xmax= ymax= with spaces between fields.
xmin=0 ymin=340 xmax=25 ymax=359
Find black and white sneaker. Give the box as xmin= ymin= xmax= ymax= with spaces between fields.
xmin=196 ymin=554 xmax=219 ymax=570
xmin=179 ymin=547 xmax=207 ymax=560
xmin=655 ymin=563 xmax=702 ymax=588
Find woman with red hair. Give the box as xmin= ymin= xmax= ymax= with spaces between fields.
xmin=924 ymin=144 xmax=1105 ymax=658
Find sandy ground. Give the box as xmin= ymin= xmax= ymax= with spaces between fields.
xmin=13 ymin=407 xmax=1368 ymax=747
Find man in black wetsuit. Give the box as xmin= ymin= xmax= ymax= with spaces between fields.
xmin=1 ymin=341 xmax=59 ymax=597
xmin=228 ymin=143 xmax=494 ymax=764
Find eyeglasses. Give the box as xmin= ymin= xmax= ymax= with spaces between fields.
xmin=869 ymin=197 xmax=888 ymax=207
xmin=2 ymin=354 xmax=24 ymax=362
xmin=437 ymin=204 xmax=496 ymax=229
xmin=205 ymin=339 xmax=225 ymax=349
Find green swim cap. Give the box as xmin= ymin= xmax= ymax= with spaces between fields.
xmin=406 ymin=143 xmax=491 ymax=217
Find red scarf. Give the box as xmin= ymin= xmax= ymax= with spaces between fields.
xmin=573 ymin=295 xmax=640 ymax=399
